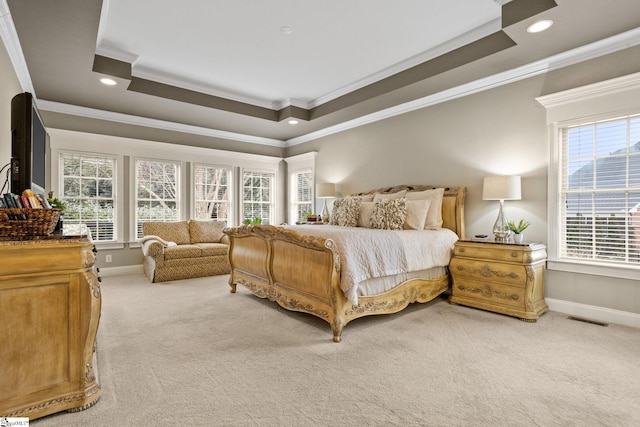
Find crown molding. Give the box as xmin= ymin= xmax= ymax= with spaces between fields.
xmin=0 ymin=0 xmax=33 ymax=94
xmin=38 ymin=100 xmax=285 ymax=147
xmin=286 ymin=26 xmax=640 ymax=146
xmin=536 ymin=71 xmax=640 ymax=109
xmin=132 ymin=64 xmax=277 ymax=110
xmin=308 ymin=18 xmax=502 ymax=110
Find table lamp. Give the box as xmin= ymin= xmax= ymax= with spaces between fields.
xmin=482 ymin=175 xmax=521 ymax=241
xmin=316 ymin=183 xmax=335 ymax=223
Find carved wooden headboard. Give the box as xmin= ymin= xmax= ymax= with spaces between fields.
xmin=350 ymin=185 xmax=466 ymax=239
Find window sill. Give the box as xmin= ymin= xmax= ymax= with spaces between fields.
xmin=94 ymin=242 xmax=126 ymax=250
xmin=547 ymin=259 xmax=640 ymax=281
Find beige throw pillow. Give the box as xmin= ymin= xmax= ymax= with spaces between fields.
xmin=403 ymin=199 xmax=432 ymax=230
xmin=330 ymin=197 xmax=361 ymax=227
xmin=370 ymin=198 xmax=407 ymax=230
xmin=406 ymin=188 xmax=444 ymax=229
xmin=357 ymin=202 xmax=375 ymax=227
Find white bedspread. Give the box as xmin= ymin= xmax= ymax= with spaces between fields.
xmin=287 ymin=225 xmax=458 ymax=304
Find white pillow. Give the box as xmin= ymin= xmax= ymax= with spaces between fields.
xmin=405 ymin=188 xmax=444 ymax=229
xmin=403 ymin=199 xmax=431 ymax=230
xmin=372 ymin=190 xmax=407 ymax=202
xmin=358 ymin=201 xmax=375 ymax=227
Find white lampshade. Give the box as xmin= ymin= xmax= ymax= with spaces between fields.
xmin=316 ymin=183 xmax=335 ymax=198
xmin=482 ymin=176 xmax=521 ymax=201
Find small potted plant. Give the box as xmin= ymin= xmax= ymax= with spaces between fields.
xmin=305 ymin=211 xmax=319 ymax=222
xmin=47 ymin=191 xmax=67 ymax=232
xmin=508 ymin=219 xmax=530 ymax=243
xmin=243 ymin=217 xmax=262 ymax=225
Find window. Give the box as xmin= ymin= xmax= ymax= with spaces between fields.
xmin=59 ymin=152 xmax=116 ymax=241
xmin=135 ymin=159 xmax=180 ymax=238
xmin=558 ymin=114 xmax=640 ymax=266
xmin=242 ymin=170 xmax=275 ymax=225
xmin=193 ymin=164 xmax=231 ymax=223
xmin=290 ymin=168 xmax=313 ymax=222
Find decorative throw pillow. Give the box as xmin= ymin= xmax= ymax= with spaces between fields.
xmin=357 ymin=201 xmax=375 ymax=227
xmin=370 ymin=198 xmax=407 ymax=230
xmin=372 ymin=190 xmax=407 ymax=202
xmin=330 ymin=197 xmax=361 ymax=227
xmin=189 ymin=220 xmax=225 ymax=243
xmin=405 ymin=188 xmax=444 ymax=229
xmin=142 ymin=221 xmax=191 ymax=245
xmin=403 ymin=199 xmax=432 ymax=230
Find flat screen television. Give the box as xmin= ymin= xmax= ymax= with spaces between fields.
xmin=11 ymin=92 xmax=48 ymax=195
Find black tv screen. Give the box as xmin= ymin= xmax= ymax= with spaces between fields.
xmin=11 ymin=92 xmax=48 ymax=195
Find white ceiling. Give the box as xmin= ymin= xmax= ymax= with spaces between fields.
xmin=96 ymin=0 xmax=503 ymax=110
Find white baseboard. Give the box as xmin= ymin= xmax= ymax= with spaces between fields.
xmin=98 ymin=265 xmax=143 ymax=277
xmin=546 ymin=298 xmax=640 ymax=328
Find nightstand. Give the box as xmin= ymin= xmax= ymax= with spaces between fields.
xmin=449 ymin=239 xmax=548 ymax=322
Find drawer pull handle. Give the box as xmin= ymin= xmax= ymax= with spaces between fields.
xmin=459 ymin=248 xmax=465 ymax=253
xmin=511 ymin=252 xmax=518 ymax=257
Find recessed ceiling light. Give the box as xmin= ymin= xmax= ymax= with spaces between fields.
xmin=288 ymin=119 xmax=299 ymax=125
xmin=280 ymin=26 xmax=292 ymax=35
xmin=100 ymin=77 xmax=117 ymax=86
xmin=527 ymin=19 xmax=553 ymax=33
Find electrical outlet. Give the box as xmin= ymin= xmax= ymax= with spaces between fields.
xmin=105 ymin=255 xmax=112 ymax=263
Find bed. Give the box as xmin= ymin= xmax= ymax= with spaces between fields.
xmin=224 ymin=185 xmax=466 ymax=342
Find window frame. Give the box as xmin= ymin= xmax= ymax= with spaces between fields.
xmin=538 ymin=73 xmax=640 ymax=280
xmin=132 ymin=157 xmax=182 ymax=239
xmin=191 ymin=163 xmax=234 ymax=225
xmin=56 ymin=150 xmax=118 ymax=243
xmin=285 ymin=152 xmax=317 ymax=224
xmin=240 ymin=168 xmax=277 ymax=226
xmin=289 ymin=167 xmax=314 ymax=224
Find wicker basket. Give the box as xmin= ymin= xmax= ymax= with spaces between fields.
xmin=0 ymin=208 xmax=61 ymax=237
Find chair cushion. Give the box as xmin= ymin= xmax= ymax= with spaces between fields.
xmin=143 ymin=221 xmax=191 ymax=245
xmin=189 ymin=220 xmax=225 ymax=243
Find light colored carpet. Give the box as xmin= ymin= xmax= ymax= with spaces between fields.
xmin=33 ymin=273 xmax=640 ymax=427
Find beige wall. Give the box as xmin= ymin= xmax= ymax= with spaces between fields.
xmin=0 ymin=39 xmax=24 ymax=174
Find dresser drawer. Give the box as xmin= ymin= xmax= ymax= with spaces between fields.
xmin=450 ymin=258 xmax=526 ymax=286
xmin=454 ymin=244 xmax=525 ymax=263
xmin=451 ymin=278 xmax=525 ymax=309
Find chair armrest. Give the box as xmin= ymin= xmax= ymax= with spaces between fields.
xmin=220 ymin=234 xmax=230 ymax=245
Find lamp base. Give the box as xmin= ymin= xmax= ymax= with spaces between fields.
xmin=321 ymin=199 xmax=329 ymax=223
xmin=493 ymin=200 xmax=511 ymax=241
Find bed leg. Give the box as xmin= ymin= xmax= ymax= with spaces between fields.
xmin=332 ymin=321 xmax=344 ymax=343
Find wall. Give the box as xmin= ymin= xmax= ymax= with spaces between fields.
xmin=0 ymin=37 xmax=23 ymax=183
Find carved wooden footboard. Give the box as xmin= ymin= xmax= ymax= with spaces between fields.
xmin=225 ymin=186 xmax=465 ymax=342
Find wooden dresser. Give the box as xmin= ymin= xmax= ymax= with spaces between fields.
xmin=449 ymin=239 xmax=548 ymax=322
xmin=0 ymin=231 xmax=102 ymax=420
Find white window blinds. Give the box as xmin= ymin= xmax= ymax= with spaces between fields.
xmin=559 ymin=114 xmax=640 ymax=265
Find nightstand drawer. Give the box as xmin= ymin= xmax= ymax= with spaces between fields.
xmin=451 ymin=279 xmax=525 ymax=309
xmin=454 ymin=244 xmax=525 ymax=263
xmin=450 ymin=258 xmax=525 ymax=286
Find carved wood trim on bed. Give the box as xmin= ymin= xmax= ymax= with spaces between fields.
xmin=224 ymin=185 xmax=466 ymax=342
